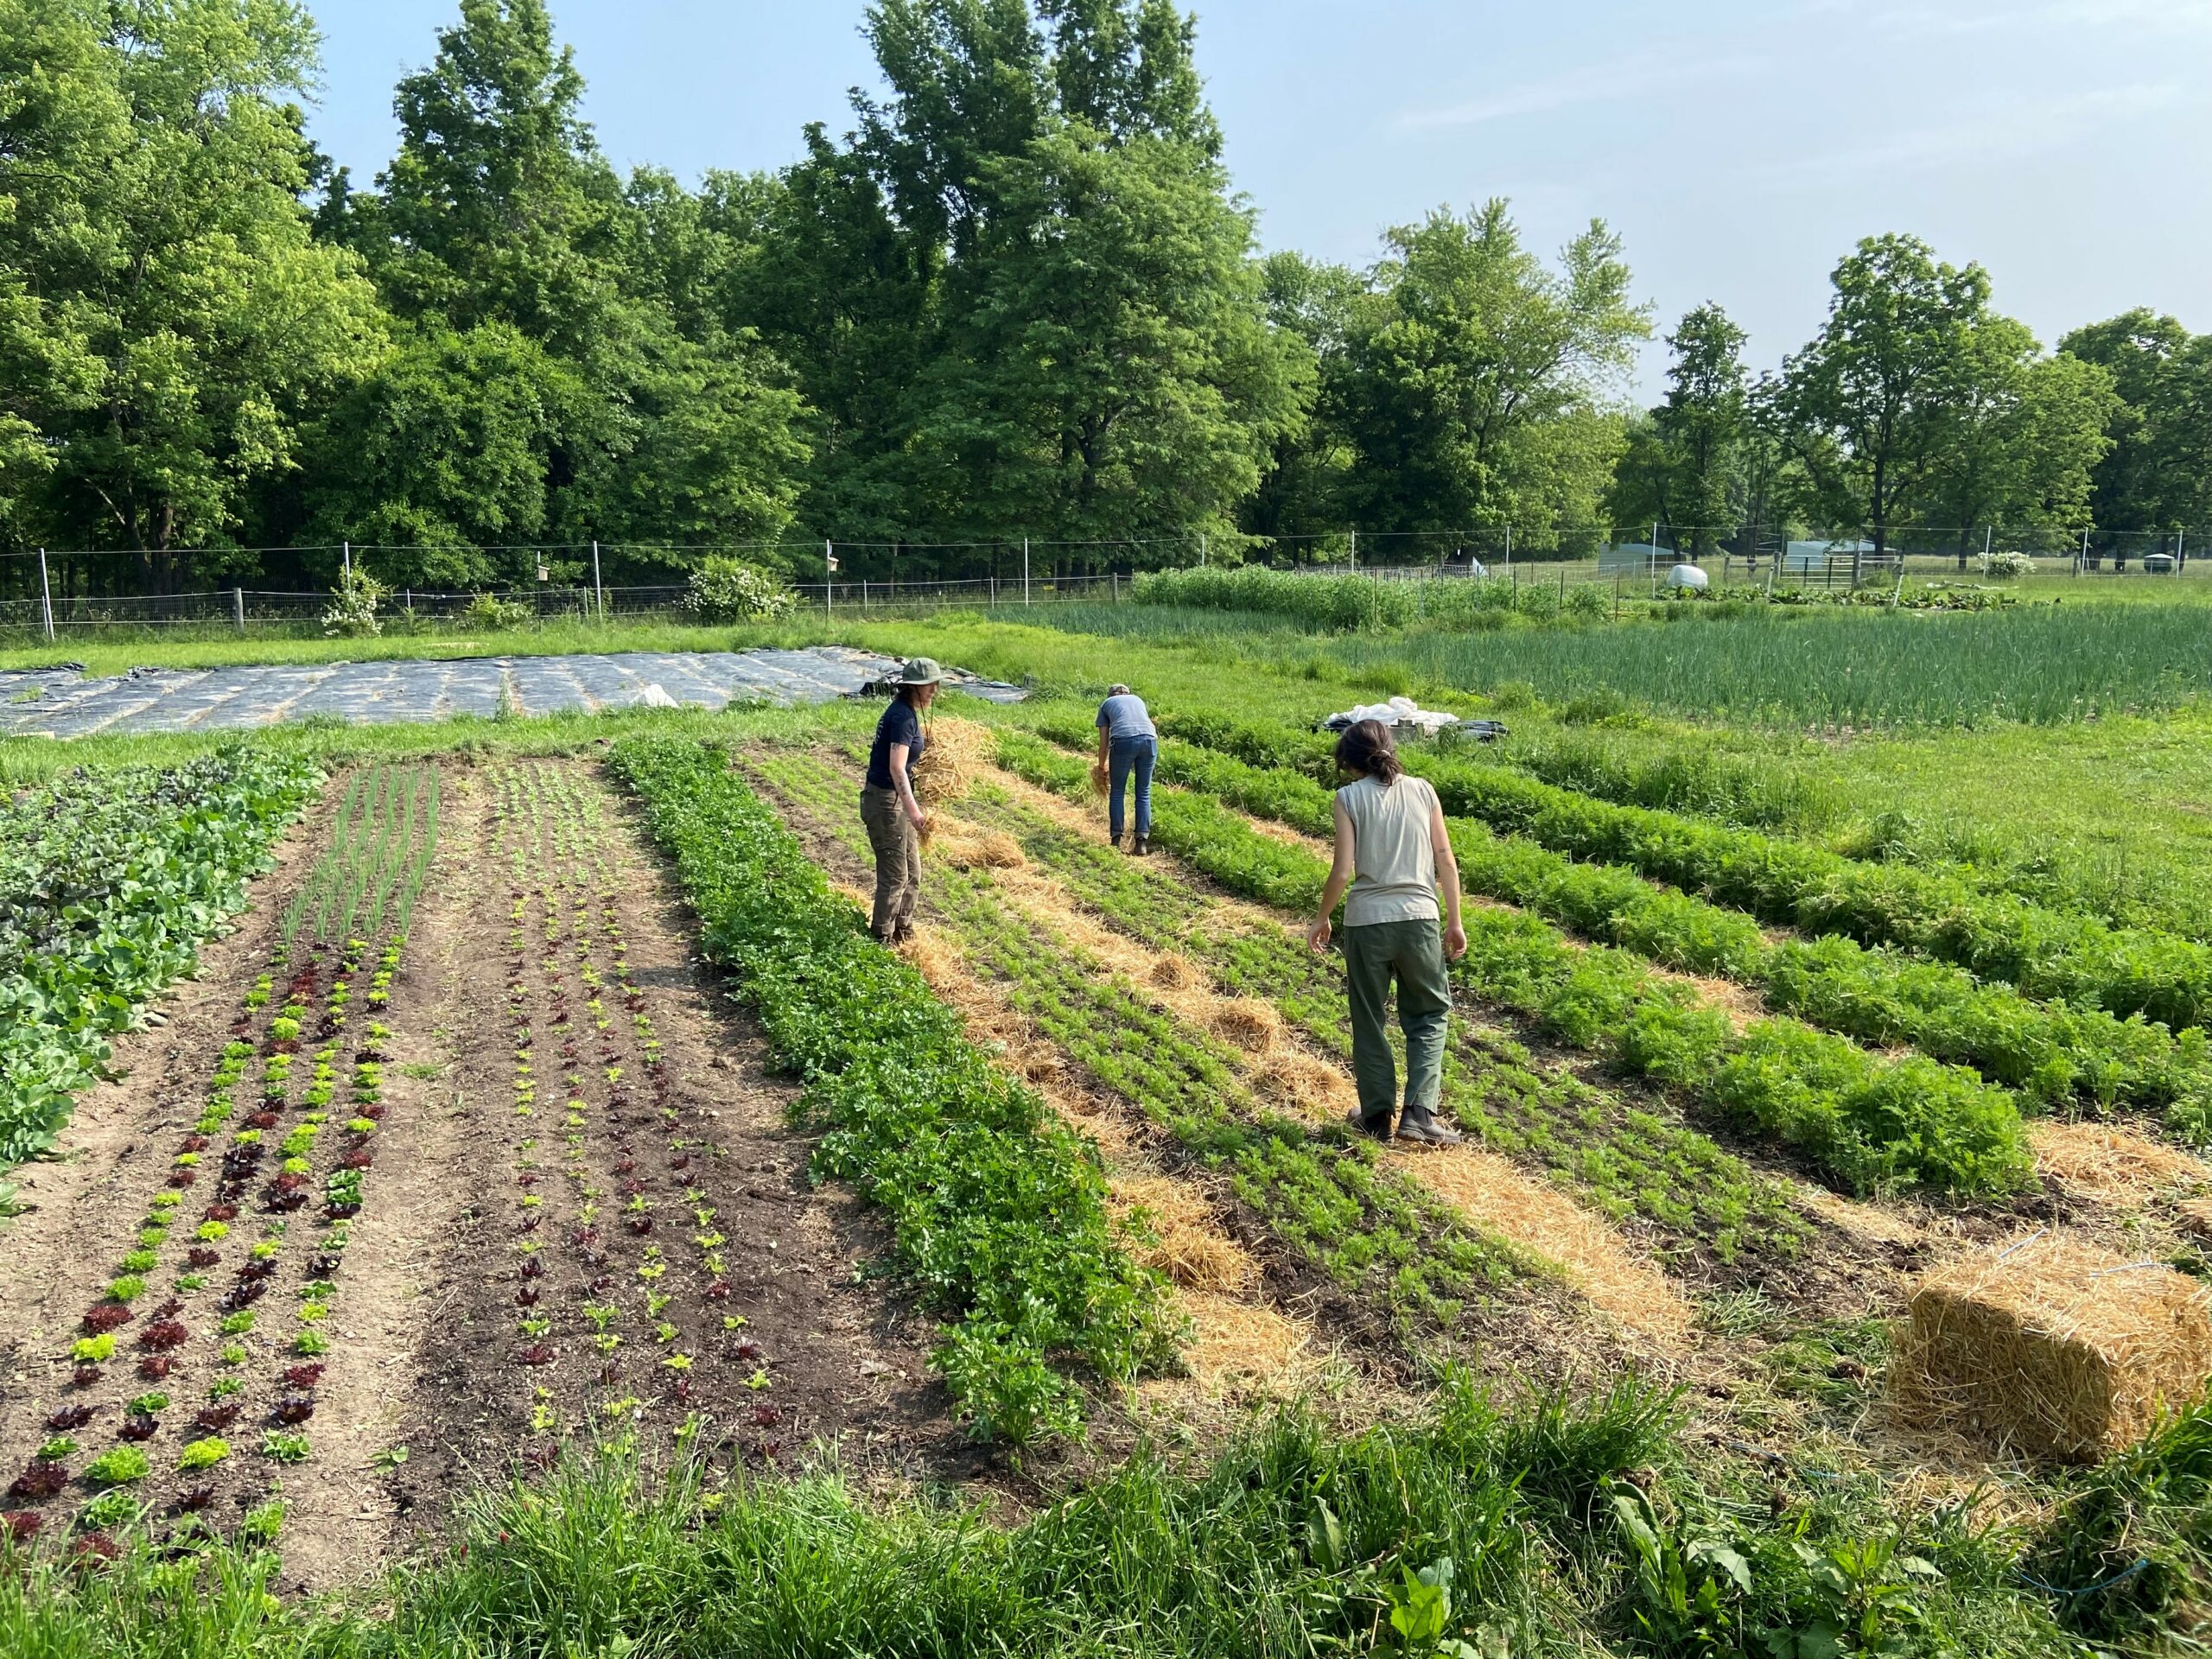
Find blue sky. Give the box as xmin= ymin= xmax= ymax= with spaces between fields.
xmin=303 ymin=1 xmax=2212 ymax=397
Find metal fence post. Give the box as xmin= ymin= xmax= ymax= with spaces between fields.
xmin=591 ymin=540 xmax=603 ymax=619
xmin=1022 ymin=537 xmax=1030 ymax=606
xmin=38 ymin=547 xmax=54 ymax=642
xmin=342 ymin=541 xmax=352 ymax=580
xmin=234 ymin=586 xmax=245 ymax=635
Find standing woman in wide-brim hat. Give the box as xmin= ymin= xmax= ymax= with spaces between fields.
xmin=860 ymin=657 xmax=944 ymax=945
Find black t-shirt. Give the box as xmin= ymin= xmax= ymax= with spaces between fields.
xmin=867 ymin=697 xmax=925 ymax=789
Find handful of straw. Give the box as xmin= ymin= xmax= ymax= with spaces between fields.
xmin=912 ymin=716 xmax=989 ymax=809
xmin=1090 ymin=760 xmax=1109 ymax=796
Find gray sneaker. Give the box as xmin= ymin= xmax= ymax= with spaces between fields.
xmin=1395 ymin=1119 xmax=1464 ymax=1148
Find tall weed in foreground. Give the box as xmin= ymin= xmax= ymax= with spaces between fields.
xmin=2030 ymin=1400 xmax=2212 ymax=1643
xmin=0 ymin=1378 xmax=2087 ymax=1658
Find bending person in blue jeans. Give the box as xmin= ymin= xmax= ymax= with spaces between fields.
xmin=1307 ymin=719 xmax=1467 ymax=1147
xmin=1095 ymin=683 xmax=1157 ymax=855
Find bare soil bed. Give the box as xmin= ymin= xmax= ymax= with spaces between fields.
xmin=0 ymin=757 xmax=963 ymax=1589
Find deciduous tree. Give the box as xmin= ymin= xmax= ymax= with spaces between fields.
xmin=2062 ymin=309 xmax=2212 ymax=537
xmin=1773 ymin=234 xmax=1983 ymax=558
xmin=0 ymin=0 xmax=385 ymax=582
xmin=1336 ymin=201 xmax=1648 ymax=545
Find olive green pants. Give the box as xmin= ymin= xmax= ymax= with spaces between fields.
xmin=1343 ymin=918 xmax=1452 ymax=1131
xmin=860 ymin=785 xmax=921 ymax=940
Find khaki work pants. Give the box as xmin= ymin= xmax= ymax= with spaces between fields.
xmin=860 ymin=785 xmax=921 ymax=940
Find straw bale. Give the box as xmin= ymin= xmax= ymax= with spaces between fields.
xmin=1110 ymin=1174 xmax=1258 ymax=1294
xmin=2028 ymin=1120 xmax=2206 ymax=1205
xmin=912 ymin=715 xmax=993 ymax=808
xmin=1207 ymin=997 xmax=1284 ymax=1054
xmin=1892 ymin=1231 xmax=2212 ymax=1461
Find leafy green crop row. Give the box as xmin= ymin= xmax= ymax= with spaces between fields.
xmin=0 ymin=748 xmax=321 ymax=1168
xmin=1116 ymin=724 xmax=2212 ymax=1138
xmin=1151 ymin=704 xmax=2212 ymax=1034
xmin=606 ymin=737 xmax=1173 ymax=1444
xmin=998 ymin=731 xmax=2035 ymax=1198
xmin=1407 ymin=747 xmax=2212 ymax=1036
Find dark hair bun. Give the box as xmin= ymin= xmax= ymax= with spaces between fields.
xmin=1333 ymin=719 xmax=1403 ymax=783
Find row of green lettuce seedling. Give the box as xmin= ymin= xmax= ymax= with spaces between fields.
xmin=1070 ymin=719 xmax=2212 ymax=1143
xmin=1148 ymin=708 xmax=2212 ymax=1039
xmin=3 ymin=925 xmax=395 ymax=1554
xmin=999 ymin=729 xmax=2034 ymax=1199
xmin=606 ymin=737 xmax=1179 ymax=1445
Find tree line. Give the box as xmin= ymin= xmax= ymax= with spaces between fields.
xmin=0 ymin=0 xmax=2205 ymax=595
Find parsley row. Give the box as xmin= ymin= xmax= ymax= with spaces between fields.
xmin=607 ymin=737 xmax=1174 ymax=1445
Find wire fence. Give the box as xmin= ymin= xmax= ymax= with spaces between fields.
xmin=0 ymin=523 xmax=2203 ymax=640
xmin=0 ymin=572 xmax=1141 ymax=641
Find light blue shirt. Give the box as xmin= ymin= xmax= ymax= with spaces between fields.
xmin=1096 ymin=693 xmax=1156 ymax=741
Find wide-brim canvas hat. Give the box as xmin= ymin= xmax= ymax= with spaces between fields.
xmin=898 ymin=657 xmax=946 ymax=686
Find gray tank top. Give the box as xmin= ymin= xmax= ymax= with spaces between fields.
xmin=1338 ymin=773 xmax=1441 ymax=927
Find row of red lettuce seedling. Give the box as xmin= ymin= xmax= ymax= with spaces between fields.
xmin=1153 ymin=709 xmax=2212 ymax=1038
xmin=997 ymin=728 xmax=2034 ymax=1199
xmin=3 ymin=938 xmax=383 ymax=1553
xmin=607 ymin=738 xmax=1177 ymax=1445
xmin=1077 ymin=720 xmax=2212 ymax=1142
xmin=0 ymin=747 xmax=321 ymax=1169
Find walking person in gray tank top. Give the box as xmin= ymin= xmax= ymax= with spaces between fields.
xmin=1306 ymin=720 xmax=1466 ymax=1146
